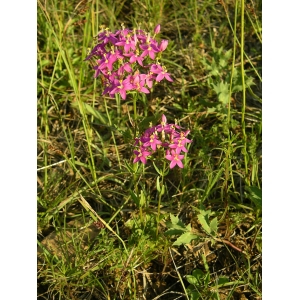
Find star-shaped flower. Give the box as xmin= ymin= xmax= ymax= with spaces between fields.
xmin=133 ymin=147 xmax=151 ymax=164
xmin=165 ymin=150 xmax=185 ymax=169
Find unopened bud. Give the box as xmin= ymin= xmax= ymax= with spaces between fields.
xmin=159 ymin=40 xmax=168 ymax=52
xmin=154 ymin=24 xmax=161 ymax=35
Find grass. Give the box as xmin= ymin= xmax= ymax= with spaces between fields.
xmin=37 ymin=0 xmax=262 ymax=299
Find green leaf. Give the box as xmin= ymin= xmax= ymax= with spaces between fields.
xmin=204 ymin=272 xmax=210 ymax=287
xmin=245 ymin=186 xmax=262 ymax=210
xmin=198 ymin=214 xmax=211 ymax=234
xmin=152 ymin=161 xmax=163 ymax=176
xmin=124 ymin=160 xmax=134 ymax=173
xmin=198 ymin=204 xmax=212 ymax=216
xmin=173 ymin=232 xmax=198 ymax=246
xmin=206 ymin=107 xmax=216 ymax=114
xmin=73 ymin=102 xmax=108 ymax=124
xmin=170 ymin=213 xmax=179 ymax=225
xmin=219 ymin=58 xmax=226 ymax=68
xmin=192 ymin=269 xmax=205 ymax=281
xmin=231 ymin=69 xmax=255 ymax=93
xmin=224 ymin=49 xmax=233 ymax=61
xmin=186 ymin=275 xmax=198 ymax=285
xmin=166 ymin=214 xmax=187 ymax=232
xmin=139 ymin=190 xmax=146 ymax=207
xmin=212 ymin=82 xmax=230 ymax=105
xmin=210 ymin=217 xmax=218 ymax=234
xmin=40 ymin=59 xmax=51 ymax=67
xmin=161 ymin=184 xmax=165 ymax=195
xmin=164 ymin=228 xmax=186 ymax=235
xmin=156 ymin=176 xmax=161 ymax=192
xmin=211 ymin=60 xmax=220 ymax=76
xmin=246 ymin=76 xmax=255 ymax=87
xmin=232 ymin=84 xmax=243 ymax=93
xmin=186 ymin=286 xmax=201 ymax=300
xmin=173 ymin=103 xmax=183 ymax=110
xmin=165 ymin=221 xmax=186 ymax=231
xmin=217 ymin=276 xmax=229 ymax=286
xmin=129 ymin=190 xmax=139 ymax=206
xmin=186 ymin=223 xmax=192 ymax=231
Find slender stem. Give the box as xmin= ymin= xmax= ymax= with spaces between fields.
xmin=156 ymin=161 xmax=166 ymax=238
xmin=228 ymin=0 xmax=238 ymax=130
xmin=133 ymin=93 xmax=137 ymax=125
xmin=115 ymin=93 xmax=121 ymax=126
xmin=222 ymin=1 xmax=262 ymax=82
xmin=132 ymin=93 xmax=138 ymax=188
xmin=103 ymin=97 xmax=121 ymax=168
xmin=240 ymin=0 xmax=248 ymax=180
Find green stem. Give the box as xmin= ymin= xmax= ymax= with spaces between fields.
xmin=115 ymin=93 xmax=121 ymax=126
xmin=240 ymin=0 xmax=248 ymax=180
xmin=133 ymin=93 xmax=137 ymax=125
xmin=156 ymin=161 xmax=166 ymax=238
xmin=132 ymin=94 xmax=138 ymax=189
xmin=103 ymin=97 xmax=121 ymax=168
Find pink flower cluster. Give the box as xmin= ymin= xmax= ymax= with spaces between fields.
xmin=85 ymin=24 xmax=173 ymax=100
xmin=133 ymin=115 xmax=192 ymax=169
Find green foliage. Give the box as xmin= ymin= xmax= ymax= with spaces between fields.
xmin=37 ymin=0 xmax=262 ymax=298
xmin=245 ymin=185 xmax=262 ymax=211
xmin=197 ymin=205 xmax=218 ymax=237
xmin=202 ymin=47 xmax=256 ymax=110
xmin=165 ymin=206 xmax=220 ymax=247
xmin=186 ymin=267 xmax=239 ymax=300
xmin=165 ymin=214 xmax=198 ymax=246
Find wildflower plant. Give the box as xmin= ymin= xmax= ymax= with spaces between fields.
xmin=86 ymin=24 xmax=192 ymax=236
xmin=85 ymin=23 xmax=191 ymax=170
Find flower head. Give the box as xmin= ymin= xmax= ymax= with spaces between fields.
xmin=86 ymin=25 xmax=172 ymax=99
xmin=133 ymin=115 xmax=192 ymax=168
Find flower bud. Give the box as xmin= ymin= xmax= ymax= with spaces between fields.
xmin=159 ymin=40 xmax=168 ymax=52
xmin=154 ymin=24 xmax=161 ymax=34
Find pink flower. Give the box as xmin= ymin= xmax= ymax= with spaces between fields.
xmin=132 ymin=75 xmax=150 ymax=94
xmin=115 ymin=36 xmax=136 ymax=53
xmin=177 ymin=130 xmax=192 ymax=144
xmin=132 ymin=114 xmax=192 ymax=167
xmin=143 ymin=133 xmax=162 ymax=151
xmin=133 ymin=147 xmax=151 ymax=164
xmin=169 ymin=139 xmax=189 ymax=154
xmin=165 ymin=150 xmax=185 ymax=169
xmin=140 ymin=43 xmax=159 ymax=60
xmin=99 ymin=53 xmax=117 ymax=71
xmin=150 ymin=64 xmax=173 ymax=82
xmin=98 ymin=29 xmax=118 ymax=44
xmin=139 ymin=72 xmax=155 ymax=89
xmin=124 ymin=51 xmax=144 ymax=66
xmin=117 ymin=62 xmax=132 ymax=76
xmin=86 ymin=25 xmax=173 ymax=101
xmin=156 ymin=114 xmax=170 ymax=132
xmin=111 ymin=78 xmax=133 ymax=100
xmin=85 ymin=43 xmax=106 ymax=61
